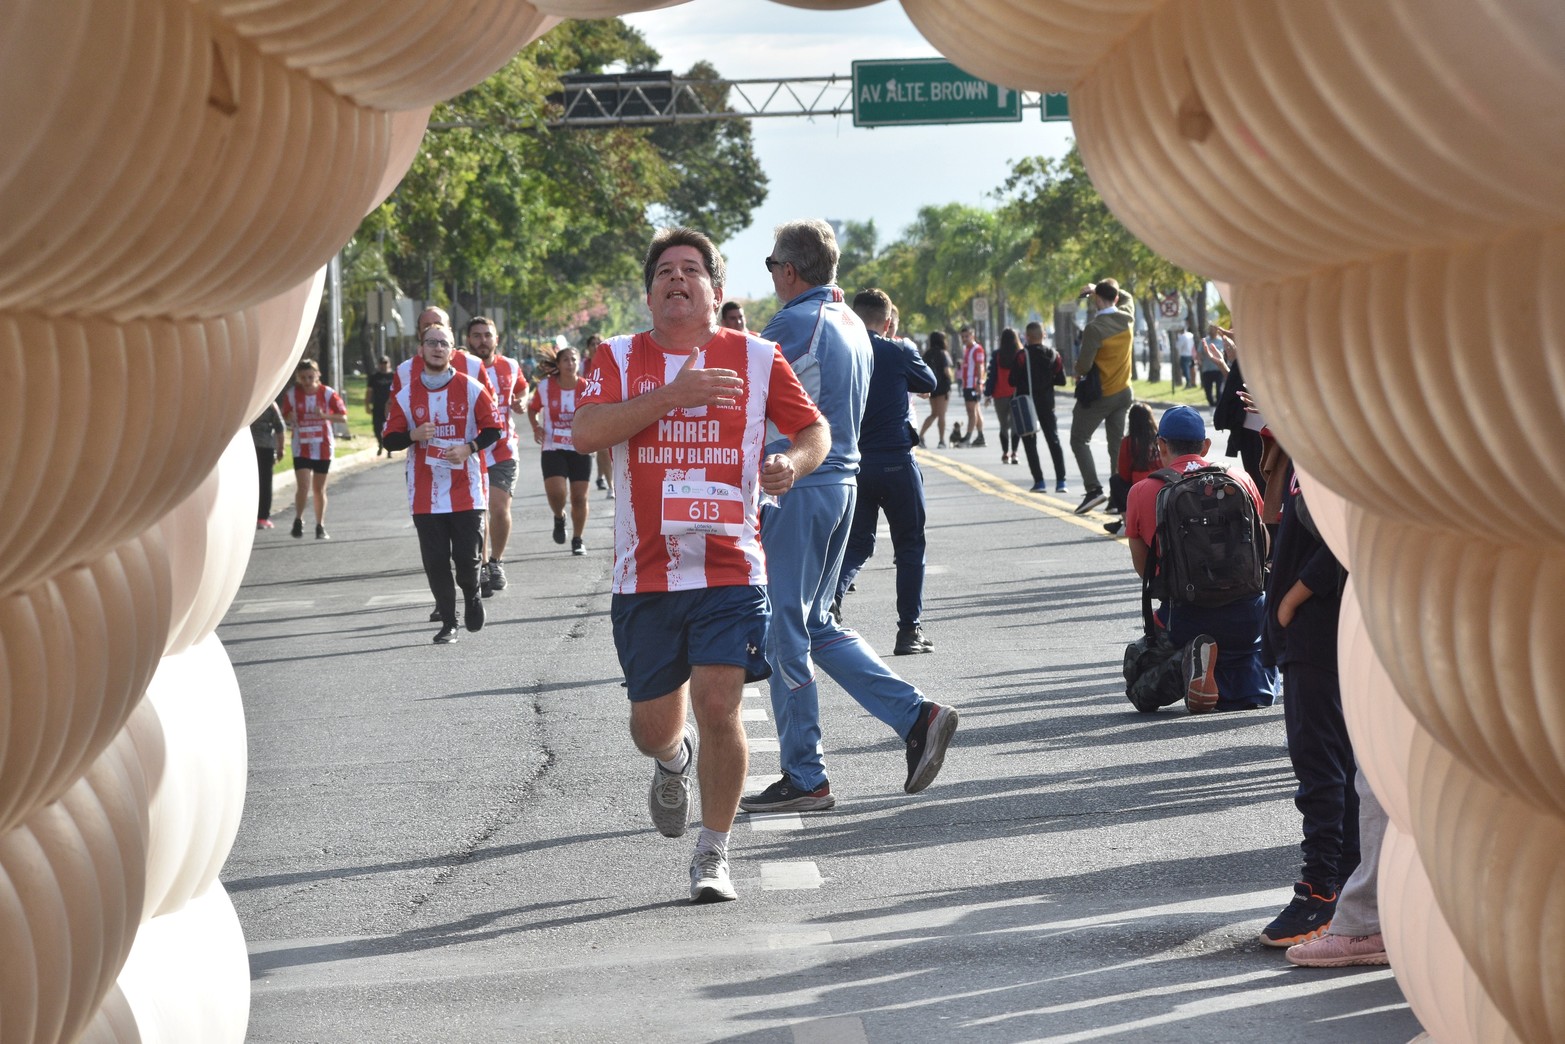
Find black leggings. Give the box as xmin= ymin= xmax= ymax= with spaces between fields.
xmin=256 ymin=447 xmax=276 ymax=518
xmin=1019 ymin=412 xmax=1066 ymax=485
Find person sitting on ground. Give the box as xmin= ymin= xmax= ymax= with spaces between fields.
xmin=1123 ymin=406 xmax=1279 ymax=713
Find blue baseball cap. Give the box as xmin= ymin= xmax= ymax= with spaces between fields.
xmin=1158 ymin=405 xmax=1206 ymax=441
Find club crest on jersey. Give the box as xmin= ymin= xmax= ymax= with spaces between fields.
xmin=414 ymin=406 xmax=426 ymax=420
xmin=634 ymin=375 xmax=662 ymax=397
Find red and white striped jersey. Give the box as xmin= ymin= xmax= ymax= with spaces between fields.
xmin=579 ymin=328 xmax=822 ymax=594
xmin=960 ymin=342 xmax=986 ymax=390
xmin=383 ymin=369 xmax=501 ymax=514
xmin=482 ymin=354 xmax=524 ymax=465
xmin=392 ymin=350 xmax=496 ymax=401
xmin=280 ymin=384 xmax=346 ymax=460
xmin=527 ymin=376 xmax=582 ymax=451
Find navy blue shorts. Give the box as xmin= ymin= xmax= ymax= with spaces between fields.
xmin=611 ymin=584 xmax=771 ymax=701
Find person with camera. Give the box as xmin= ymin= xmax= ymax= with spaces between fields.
xmin=1070 ymin=279 xmax=1136 ymax=514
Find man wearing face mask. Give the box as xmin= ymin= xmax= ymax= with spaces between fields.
xmin=380 ymin=323 xmax=503 ymax=644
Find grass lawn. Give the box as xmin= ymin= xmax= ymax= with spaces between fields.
xmin=272 ymin=375 xmax=379 ymax=474
xmin=1130 ymin=376 xmax=1213 ymax=408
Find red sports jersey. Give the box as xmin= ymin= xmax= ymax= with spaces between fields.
xmin=482 ymin=354 xmax=523 ymax=465
xmin=392 ymin=350 xmax=496 ymax=401
xmin=280 ymin=384 xmax=346 ymax=460
xmin=579 ymin=328 xmax=822 ymax=594
xmin=960 ymin=343 xmax=986 ymax=390
xmin=383 ymin=370 xmax=501 ymax=514
xmin=527 ymin=376 xmax=582 ymax=451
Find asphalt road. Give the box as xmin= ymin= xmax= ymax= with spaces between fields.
xmin=221 ymin=416 xmax=1421 ymax=1044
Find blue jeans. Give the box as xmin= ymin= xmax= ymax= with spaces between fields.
xmin=834 ymin=453 xmax=926 ymax=630
xmin=1160 ymin=593 xmax=1279 ymax=710
xmin=762 ymin=482 xmax=925 ymax=791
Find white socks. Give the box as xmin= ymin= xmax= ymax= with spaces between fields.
xmin=695 ymin=827 xmax=729 ymax=856
xmin=657 ymin=742 xmax=690 ymax=775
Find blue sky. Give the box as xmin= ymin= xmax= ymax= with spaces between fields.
xmin=620 ymin=0 xmax=1074 ymax=299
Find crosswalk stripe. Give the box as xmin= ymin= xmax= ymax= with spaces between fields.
xmin=760 ymin=861 xmax=824 ymax=890
xmin=233 ymin=599 xmax=315 ymax=614
xmin=749 ymin=812 xmax=803 ymax=831
xmin=740 ymin=707 xmax=768 ymax=722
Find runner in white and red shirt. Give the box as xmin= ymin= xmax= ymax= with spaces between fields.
xmin=466 ymin=315 xmax=526 ymax=594
xmin=956 ymin=324 xmax=986 ymax=447
xmin=380 ymin=323 xmax=503 ymax=646
xmin=278 ymin=357 xmax=347 ymax=540
xmin=527 ymin=346 xmax=594 ymax=555
xmin=572 ymin=227 xmax=828 ymax=906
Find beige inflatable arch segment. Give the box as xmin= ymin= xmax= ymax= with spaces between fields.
xmin=0 ymin=0 xmax=560 ymax=1038
xmin=913 ymin=0 xmax=1564 ymax=1038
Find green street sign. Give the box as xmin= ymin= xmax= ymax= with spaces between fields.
xmin=1042 ymin=93 xmax=1070 ymax=122
xmin=852 ymin=58 xmax=1021 ymax=127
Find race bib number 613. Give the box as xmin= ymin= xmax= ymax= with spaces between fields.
xmin=661 ymin=479 xmax=743 ymax=537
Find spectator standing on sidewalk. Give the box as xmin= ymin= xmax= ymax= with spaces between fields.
xmin=366 ymin=355 xmax=395 ymax=457
xmin=1070 ymin=280 xmax=1135 ymax=514
xmin=954 ymin=325 xmax=986 ymax=447
xmin=380 ymin=323 xmax=503 ymax=644
xmin=1013 ymin=321 xmax=1068 ymax=494
xmin=1258 ymin=464 xmax=1360 ymax=949
xmin=986 ymin=326 xmax=1022 ymax=464
xmin=279 ymin=358 xmax=347 ymax=540
xmin=572 ymin=226 xmax=829 ymax=904
xmin=916 ymin=331 xmax=954 ymax=448
xmin=1174 ymin=324 xmax=1196 ymax=390
xmin=832 ymin=288 xmax=938 ymax=656
xmin=1199 ymin=324 xmax=1226 ymax=407
xmin=250 ymin=401 xmax=286 ymax=529
xmin=743 ymin=219 xmax=960 ymax=817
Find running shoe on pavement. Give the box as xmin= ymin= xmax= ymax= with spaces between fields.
xmin=464 ymin=593 xmax=485 ymax=633
xmin=739 ymin=776 xmax=835 ymax=813
xmin=904 ymin=702 xmax=959 ymax=794
xmin=649 ymin=727 xmax=694 ymax=837
xmin=1183 ymin=635 xmax=1219 ymax=714
xmin=552 ymin=515 xmax=566 ymax=545
xmin=1029 ymin=480 xmax=1049 ymax=493
xmin=1286 ymin=932 xmax=1387 ymax=968
xmin=487 ymin=559 xmax=507 ymax=591
xmin=1260 ymin=882 xmax=1337 ymax=947
xmin=479 ymin=561 xmax=493 ymax=598
xmin=433 ymin=624 xmax=459 ymax=645
xmin=894 ymin=626 xmax=934 ymax=655
xmin=315 ymin=524 xmax=330 ymax=540
xmin=689 ymin=847 xmax=737 ymax=904
xmin=291 ymin=517 xmax=304 ymax=538
xmin=571 ymin=537 xmax=585 ymax=556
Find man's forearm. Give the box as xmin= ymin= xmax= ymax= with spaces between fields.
xmin=783 ymin=419 xmax=830 ymax=481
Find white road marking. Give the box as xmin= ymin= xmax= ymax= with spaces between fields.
xmin=233 ymin=599 xmax=315 ymax=614
xmin=749 ymin=737 xmax=780 ymax=752
xmin=744 ymin=775 xmax=777 ymax=792
xmin=792 ymin=1016 xmax=866 ymax=1044
xmin=743 ymin=686 xmax=764 ymax=699
xmin=740 ymin=707 xmax=768 ymax=722
xmin=365 ymin=591 xmax=435 ymax=607
xmin=768 ymin=930 xmax=832 ymax=949
xmin=748 ymin=813 xmax=803 ymax=831
xmin=761 ymin=861 xmax=824 ymax=890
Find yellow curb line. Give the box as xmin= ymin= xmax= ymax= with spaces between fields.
xmin=914 ymin=450 xmax=1127 ymax=541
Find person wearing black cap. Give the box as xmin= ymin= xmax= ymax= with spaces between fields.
xmin=1123 ymin=406 xmax=1279 ymax=713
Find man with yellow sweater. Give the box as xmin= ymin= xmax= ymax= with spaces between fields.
xmin=1070 ymin=279 xmax=1136 ymax=514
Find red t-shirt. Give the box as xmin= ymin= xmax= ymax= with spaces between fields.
xmin=579 ymin=328 xmax=822 ymax=594
xmin=383 ymin=370 xmax=501 ymax=514
xmin=1125 ymin=455 xmax=1263 ymax=549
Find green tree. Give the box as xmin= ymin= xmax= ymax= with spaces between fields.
xmin=648 ymin=61 xmax=768 ymax=243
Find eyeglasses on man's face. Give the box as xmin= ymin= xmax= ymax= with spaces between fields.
xmin=422 ymin=338 xmax=452 ymax=348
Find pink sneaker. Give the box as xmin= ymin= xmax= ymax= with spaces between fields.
xmin=256 ymin=518 xmax=274 ymax=530
xmin=1286 ymin=932 xmax=1388 ymax=968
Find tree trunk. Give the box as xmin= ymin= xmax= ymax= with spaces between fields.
xmin=1142 ymin=293 xmax=1161 ymax=382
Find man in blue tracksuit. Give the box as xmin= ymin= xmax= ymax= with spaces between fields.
xmin=741 ymin=219 xmax=959 ymax=814
xmin=832 ymin=288 xmax=938 ymax=656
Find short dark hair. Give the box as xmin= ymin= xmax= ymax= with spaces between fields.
xmin=467 ymin=316 xmax=496 ymax=334
xmin=959 ymin=325 xmax=973 ymax=335
xmin=720 ymin=301 xmax=743 ymax=318
xmin=851 ymin=288 xmax=892 ymax=328
xmin=1161 ymin=436 xmax=1205 ymax=456
xmin=1093 ymin=278 xmax=1120 ymax=304
xmin=771 ymin=219 xmax=839 ymax=286
xmin=1024 ymin=321 xmax=1045 ymax=341
xmin=644 ymin=227 xmax=726 ymax=294
xmin=295 ymin=358 xmax=319 ymax=372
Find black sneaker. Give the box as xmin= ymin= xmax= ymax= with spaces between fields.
xmin=970 ymin=434 xmax=986 ymax=448
xmin=571 ymin=537 xmax=585 ymax=556
xmin=828 ymin=596 xmax=843 ymax=625
xmin=428 ymin=606 xmax=442 ymax=622
xmin=739 ymin=776 xmax=835 ymax=813
xmin=315 ymin=524 xmax=329 ymax=540
xmin=1103 ymin=519 xmax=1124 ymax=535
xmin=894 ymin=626 xmax=934 ymax=655
xmin=291 ymin=517 xmax=304 ymax=538
xmin=1074 ymin=488 xmax=1107 ymax=515
xmin=552 ymin=515 xmax=567 ymax=545
xmin=479 ymin=561 xmax=493 ymax=598
xmin=1260 ymin=882 xmax=1337 ymax=947
xmin=433 ymin=624 xmax=459 ymax=644
xmin=465 ymin=593 xmax=485 ymax=633
xmin=487 ymin=559 xmax=507 ymax=591
xmin=904 ymin=702 xmax=959 ymax=794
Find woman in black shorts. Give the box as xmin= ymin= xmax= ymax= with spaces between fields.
xmin=527 ymin=346 xmax=593 ymax=555
xmin=917 ymin=330 xmax=954 ymax=448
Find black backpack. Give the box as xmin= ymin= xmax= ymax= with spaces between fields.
xmin=1146 ymin=464 xmax=1266 ymax=608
